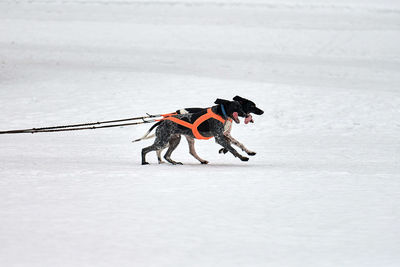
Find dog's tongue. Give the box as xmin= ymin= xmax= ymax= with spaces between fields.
xmin=232 ymin=112 xmax=240 ymax=123
xmin=245 ymin=114 xmax=253 ymax=124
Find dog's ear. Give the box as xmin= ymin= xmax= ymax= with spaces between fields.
xmin=233 ymin=95 xmax=247 ymax=102
xmin=214 ymin=98 xmax=230 ymax=105
xmin=233 ymin=95 xmax=242 ymax=101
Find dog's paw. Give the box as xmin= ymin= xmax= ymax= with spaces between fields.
xmin=142 ymin=162 xmax=150 ymax=165
xmin=247 ymin=152 xmax=256 ymax=156
xmin=201 ymin=160 xmax=209 ymax=164
xmin=219 ymin=148 xmax=228 ymax=154
xmin=240 ymin=157 xmax=249 ymax=162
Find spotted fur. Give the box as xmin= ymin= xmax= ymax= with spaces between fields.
xmin=141 ymin=101 xmax=248 ymax=165
xmin=160 ymin=96 xmax=264 ymax=164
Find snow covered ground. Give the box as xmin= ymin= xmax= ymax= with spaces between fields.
xmin=1 ymin=0 xmax=399 ymax=266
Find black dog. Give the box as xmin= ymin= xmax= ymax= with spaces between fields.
xmin=141 ymin=99 xmax=247 ymax=165
xmin=218 ymin=95 xmax=264 ymax=155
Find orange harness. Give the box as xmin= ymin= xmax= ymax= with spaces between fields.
xmin=159 ymin=108 xmax=229 ymax=140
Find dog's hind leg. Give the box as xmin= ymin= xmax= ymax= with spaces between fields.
xmin=185 ymin=136 xmax=209 ymax=164
xmin=157 ymin=148 xmax=166 ymax=164
xmin=214 ymin=134 xmax=249 ymax=162
xmin=164 ymin=134 xmax=183 ymax=165
xmin=142 ymin=138 xmax=170 ymax=165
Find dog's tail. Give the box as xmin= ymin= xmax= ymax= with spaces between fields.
xmin=132 ymin=121 xmax=161 ymax=143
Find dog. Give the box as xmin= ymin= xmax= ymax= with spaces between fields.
xmin=141 ymin=99 xmax=248 ymax=165
xmin=135 ymin=96 xmax=264 ymax=164
xmin=159 ymin=96 xmax=264 ymax=164
xmin=217 ymin=95 xmax=264 ymax=155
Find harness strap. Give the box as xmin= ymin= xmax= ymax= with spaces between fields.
xmin=159 ymin=108 xmax=226 ymax=140
xmin=220 ymin=104 xmax=227 ymax=119
xmin=161 ymin=112 xmax=177 ymax=117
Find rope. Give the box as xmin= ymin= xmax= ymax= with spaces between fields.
xmin=20 ymin=120 xmax=157 ymax=133
xmin=0 ymin=114 xmax=162 ymax=135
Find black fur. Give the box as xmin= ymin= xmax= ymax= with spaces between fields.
xmin=233 ymin=95 xmax=264 ymax=115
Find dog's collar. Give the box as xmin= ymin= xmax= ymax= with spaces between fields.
xmin=220 ymin=104 xmax=227 ymax=119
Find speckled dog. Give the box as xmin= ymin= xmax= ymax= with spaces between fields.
xmin=161 ymin=95 xmax=265 ymax=164
xmin=135 ymin=96 xmax=264 ymax=164
xmin=141 ymin=99 xmax=247 ymax=165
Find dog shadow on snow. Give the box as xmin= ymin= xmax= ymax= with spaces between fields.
xmin=156 ymin=162 xmax=257 ymax=168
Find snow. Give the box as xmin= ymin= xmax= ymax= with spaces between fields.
xmin=0 ymin=0 xmax=399 ymax=266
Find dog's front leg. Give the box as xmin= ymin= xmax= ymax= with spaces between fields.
xmin=222 ymin=132 xmax=256 ymax=156
xmin=215 ymin=134 xmax=249 ymax=162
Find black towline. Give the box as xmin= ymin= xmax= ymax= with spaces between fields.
xmin=0 ymin=114 xmax=161 ymax=134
